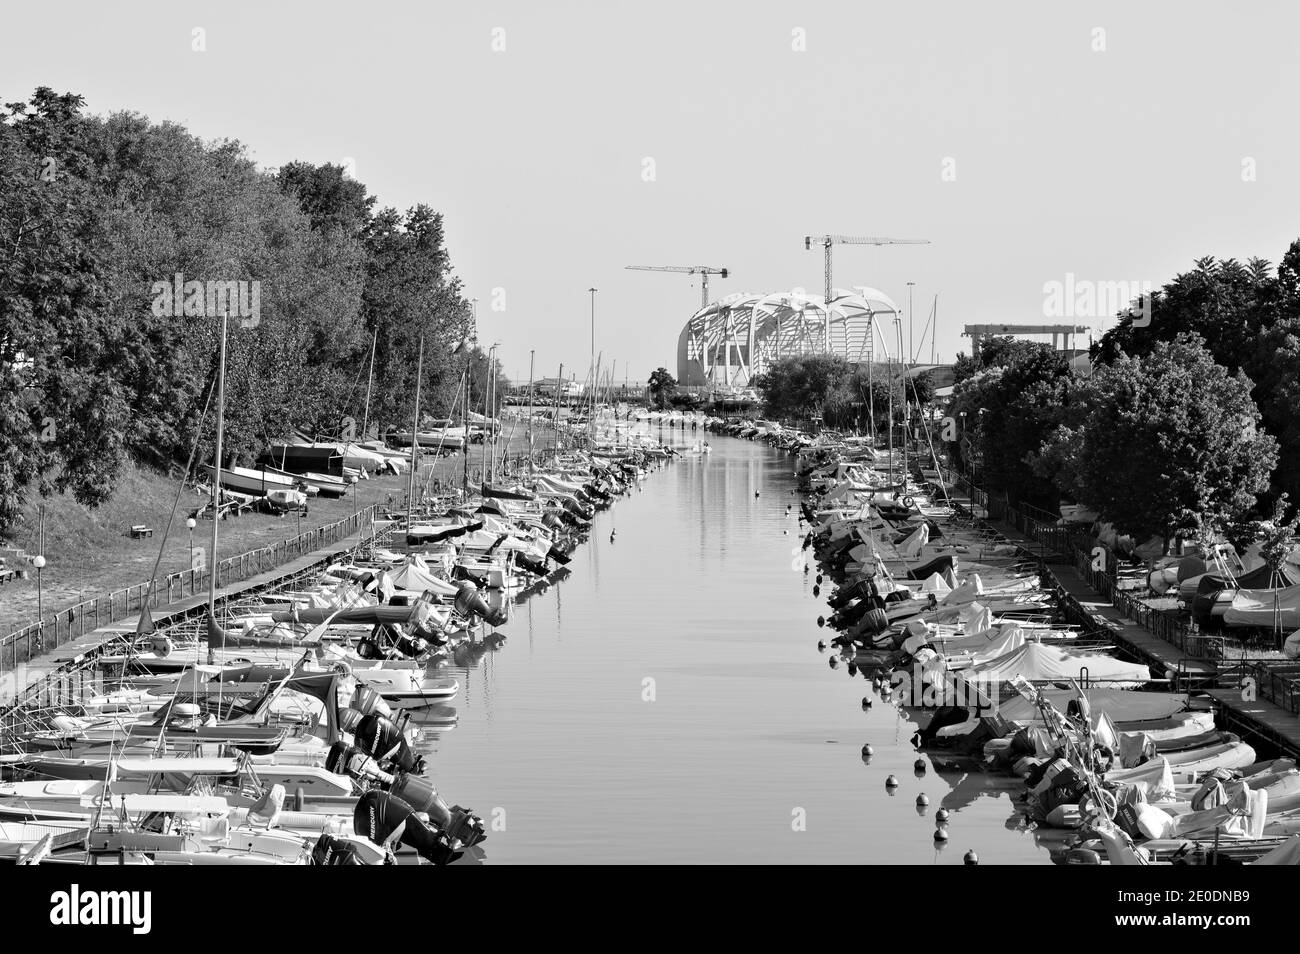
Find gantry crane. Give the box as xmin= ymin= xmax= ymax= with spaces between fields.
xmin=803 ymin=235 xmax=929 ymax=306
xmin=625 ymin=264 xmax=730 ymax=310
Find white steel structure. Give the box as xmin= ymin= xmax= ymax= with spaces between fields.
xmin=676 ymin=288 xmax=903 ymax=388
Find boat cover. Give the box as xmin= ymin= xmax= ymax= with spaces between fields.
xmin=1254 ymin=834 xmax=1300 ymax=865
xmin=997 ymin=689 xmax=1189 ymax=726
xmin=1223 ymin=584 xmax=1300 ymax=629
xmin=960 ymin=640 xmax=1150 ymax=686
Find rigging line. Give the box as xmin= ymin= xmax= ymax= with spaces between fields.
xmin=139 ymin=374 xmax=219 ymax=618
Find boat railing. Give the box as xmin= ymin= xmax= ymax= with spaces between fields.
xmin=0 ymin=504 xmax=381 ymax=699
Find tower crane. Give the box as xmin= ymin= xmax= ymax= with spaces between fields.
xmin=625 ymin=264 xmax=730 ymax=310
xmin=803 ymin=235 xmax=929 ymax=306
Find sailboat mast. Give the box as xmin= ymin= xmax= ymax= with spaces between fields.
xmin=406 ymin=336 xmax=424 ymax=536
xmin=555 ymin=363 xmax=563 ymax=455
xmin=206 ymin=311 xmax=229 ymax=660
xmin=462 ymin=355 xmax=471 ymax=497
xmin=359 ymin=329 xmax=377 ymax=440
xmin=526 ymin=349 xmax=535 ymax=466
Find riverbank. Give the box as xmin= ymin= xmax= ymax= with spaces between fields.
xmin=0 ymin=427 xmax=553 ymax=635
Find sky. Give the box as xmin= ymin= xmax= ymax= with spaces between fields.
xmin=4 ymin=1 xmax=1298 ymax=382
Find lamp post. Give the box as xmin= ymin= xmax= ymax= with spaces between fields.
xmin=589 ymin=287 xmax=597 ymax=386
xmin=33 ymin=554 xmax=45 ymax=635
xmin=186 ymin=516 xmax=196 ymax=571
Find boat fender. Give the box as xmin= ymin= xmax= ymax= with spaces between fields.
xmin=902 ymin=496 xmax=915 ymax=509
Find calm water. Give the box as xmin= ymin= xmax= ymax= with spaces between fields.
xmin=421 ymin=433 xmax=1052 ymax=864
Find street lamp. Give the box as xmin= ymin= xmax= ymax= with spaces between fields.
xmin=186 ymin=517 xmax=197 ymax=570
xmin=351 ymin=473 xmax=360 ymax=506
xmin=32 ymin=554 xmax=45 ymax=635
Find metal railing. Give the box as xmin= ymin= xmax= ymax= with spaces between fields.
xmin=1243 ymin=660 xmax=1300 ymax=716
xmin=1 ymin=505 xmax=379 ymax=680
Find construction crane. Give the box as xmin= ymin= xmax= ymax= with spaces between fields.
xmin=803 ymin=235 xmax=929 ymax=306
xmin=625 ymin=264 xmax=730 ymax=310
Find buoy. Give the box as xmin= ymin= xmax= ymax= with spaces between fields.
xmin=847 ymin=662 xmax=858 ymax=676
xmin=936 ymin=808 xmax=950 ymax=824
xmin=862 ymin=695 xmax=872 ymax=709
xmin=754 ymin=490 xmax=760 ymax=498
xmin=783 ymin=529 xmax=789 ymax=534
xmin=816 ymin=574 xmax=823 ymax=585
xmin=817 ymin=616 xmax=825 ymax=627
xmin=812 ymin=584 xmax=820 ymax=596
xmin=916 ymin=794 xmax=929 ymax=807
xmin=861 ymin=743 xmax=874 ymax=757
xmin=885 ymin=774 xmax=899 ymax=788
xmin=914 ymin=759 xmax=926 ymax=773
xmin=964 ymin=850 xmax=979 ymax=865
xmin=829 ymin=657 xmax=839 ymax=669
xmin=803 ymin=564 xmax=809 ymax=574
xmin=934 ymin=827 xmax=949 ymax=842
xmin=817 ymin=640 xmax=827 ymax=652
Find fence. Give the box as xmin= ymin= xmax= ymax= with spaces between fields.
xmin=1244 ymin=660 xmax=1300 ymax=716
xmin=1 ymin=504 xmax=379 ymax=680
xmin=946 ymin=466 xmax=1221 ymax=662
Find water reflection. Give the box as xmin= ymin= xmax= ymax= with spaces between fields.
xmin=414 ymin=434 xmax=1053 ymax=864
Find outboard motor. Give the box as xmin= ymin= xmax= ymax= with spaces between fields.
xmin=351 ymin=684 xmax=394 ymax=720
xmin=546 ymin=544 xmax=572 ymax=566
xmin=515 ymin=554 xmax=548 ymax=577
xmin=326 ymin=740 xmax=395 ymax=786
xmin=354 ymin=711 xmax=425 ymax=775
xmin=311 ymin=832 xmax=386 ymax=865
xmin=389 ymin=772 xmax=487 ymax=848
xmin=454 ymin=581 xmax=508 ymax=626
xmin=353 ymin=790 xmax=463 ymax=865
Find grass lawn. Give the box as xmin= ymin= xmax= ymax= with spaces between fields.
xmin=0 ymin=423 xmax=554 ymax=635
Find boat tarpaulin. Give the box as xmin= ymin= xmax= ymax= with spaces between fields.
xmin=960 ymin=640 xmax=1151 ymax=686
xmin=482 ymin=483 xmax=535 ymax=501
xmin=996 ymin=688 xmax=1189 ymax=726
xmin=1222 ymin=583 xmax=1300 ymax=629
xmin=269 ymin=603 xmax=435 ymax=625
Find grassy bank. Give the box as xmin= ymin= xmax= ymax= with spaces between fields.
xmin=0 ymin=423 xmax=553 ymax=635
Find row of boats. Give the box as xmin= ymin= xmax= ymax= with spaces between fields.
xmin=0 ymin=437 xmax=679 ymax=865
xmin=710 ymin=418 xmax=1300 ymax=866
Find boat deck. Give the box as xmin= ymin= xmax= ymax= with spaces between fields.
xmin=1205 ymin=688 xmax=1300 ymax=762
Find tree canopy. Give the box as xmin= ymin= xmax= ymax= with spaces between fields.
xmin=0 ymin=87 xmax=474 ymax=529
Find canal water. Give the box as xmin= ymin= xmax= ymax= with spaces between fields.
xmin=422 ymin=433 xmax=1052 ymax=864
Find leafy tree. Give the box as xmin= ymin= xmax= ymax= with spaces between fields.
xmin=755 ymin=355 xmax=851 ymax=422
xmin=1037 ymin=334 xmax=1276 ymax=550
xmin=0 ymin=91 xmax=130 ymax=526
xmin=647 ymin=367 xmax=676 ymax=409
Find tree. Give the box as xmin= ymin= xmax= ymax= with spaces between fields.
xmin=647 ymin=367 xmax=676 ymax=409
xmin=0 ymin=91 xmax=130 ymax=526
xmin=755 ymin=355 xmax=852 ymax=422
xmin=1037 ymin=334 xmax=1276 ymax=550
